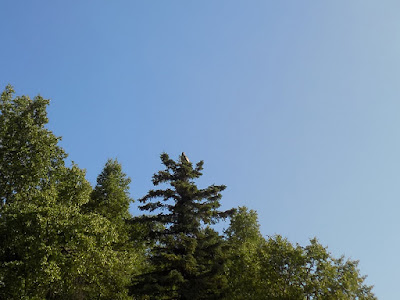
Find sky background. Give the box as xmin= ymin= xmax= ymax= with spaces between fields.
xmin=1 ymin=1 xmax=399 ymax=298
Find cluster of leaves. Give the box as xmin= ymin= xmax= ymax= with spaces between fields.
xmin=224 ymin=208 xmax=376 ymax=300
xmin=0 ymin=86 xmax=376 ymax=299
xmin=0 ymin=86 xmax=139 ymax=299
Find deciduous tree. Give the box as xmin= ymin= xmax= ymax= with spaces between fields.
xmin=0 ymin=86 xmax=135 ymax=299
xmin=224 ymin=207 xmax=377 ymax=300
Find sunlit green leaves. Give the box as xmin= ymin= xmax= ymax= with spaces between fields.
xmin=0 ymin=86 xmax=376 ymax=299
xmin=225 ymin=207 xmax=376 ymax=300
xmin=0 ymin=86 xmax=138 ymax=299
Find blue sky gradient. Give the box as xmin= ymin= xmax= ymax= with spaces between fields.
xmin=2 ymin=1 xmax=400 ymax=298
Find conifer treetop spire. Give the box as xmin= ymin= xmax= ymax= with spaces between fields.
xmin=132 ymin=152 xmax=233 ymax=299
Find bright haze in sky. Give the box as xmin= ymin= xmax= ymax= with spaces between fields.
xmin=1 ymin=1 xmax=399 ymax=298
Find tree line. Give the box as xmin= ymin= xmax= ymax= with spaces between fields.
xmin=0 ymin=86 xmax=376 ymax=299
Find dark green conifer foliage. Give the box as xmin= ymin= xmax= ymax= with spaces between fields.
xmin=0 ymin=86 xmax=377 ymax=299
xmin=131 ymin=153 xmax=233 ymax=300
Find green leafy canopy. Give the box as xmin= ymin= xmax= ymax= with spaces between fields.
xmin=0 ymin=86 xmax=376 ymax=299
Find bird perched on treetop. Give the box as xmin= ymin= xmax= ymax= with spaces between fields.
xmin=182 ymin=152 xmax=190 ymax=163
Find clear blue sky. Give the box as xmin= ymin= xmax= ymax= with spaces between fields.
xmin=1 ymin=1 xmax=399 ymax=298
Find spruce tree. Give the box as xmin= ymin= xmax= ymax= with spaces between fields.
xmin=131 ymin=153 xmax=233 ymax=300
